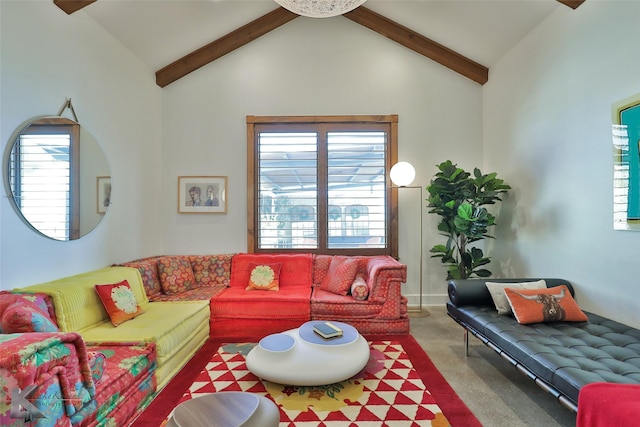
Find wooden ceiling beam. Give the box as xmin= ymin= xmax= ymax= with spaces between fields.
xmin=54 ymin=0 xmax=96 ymax=15
xmin=156 ymin=7 xmax=298 ymax=88
xmin=59 ymin=2 xmax=583 ymax=87
xmin=556 ymin=0 xmax=586 ymax=9
xmin=344 ymin=7 xmax=488 ymax=85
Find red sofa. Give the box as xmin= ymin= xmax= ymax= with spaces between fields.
xmin=120 ymin=253 xmax=409 ymax=337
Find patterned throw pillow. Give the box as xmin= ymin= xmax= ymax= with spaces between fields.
xmin=0 ymin=300 xmax=59 ymax=333
xmin=504 ymin=285 xmax=588 ymax=324
xmin=189 ymin=254 xmax=233 ymax=287
xmin=246 ymin=263 xmax=281 ymax=291
xmin=157 ymin=256 xmax=196 ymax=294
xmin=95 ymin=280 xmax=144 ymax=326
xmin=350 ymin=274 xmax=369 ymax=301
xmin=123 ymin=260 xmax=162 ymax=297
xmin=320 ymin=256 xmax=359 ymax=296
xmin=485 ymin=280 xmax=547 ymax=315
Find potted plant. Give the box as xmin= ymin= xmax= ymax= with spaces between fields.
xmin=426 ymin=160 xmax=511 ymax=280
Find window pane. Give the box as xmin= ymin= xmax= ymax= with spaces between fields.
xmin=257 ymin=132 xmax=318 ymax=249
xmin=11 ymin=134 xmax=71 ymax=240
xmin=327 ymin=131 xmax=386 ymax=249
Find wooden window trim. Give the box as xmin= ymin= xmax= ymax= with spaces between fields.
xmin=247 ymin=114 xmax=399 ymax=258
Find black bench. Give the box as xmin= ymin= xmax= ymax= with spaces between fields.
xmin=446 ymin=278 xmax=640 ymax=412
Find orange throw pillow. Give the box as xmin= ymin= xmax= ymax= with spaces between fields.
xmin=95 ymin=280 xmax=144 ymax=326
xmin=320 ymin=256 xmax=359 ymax=296
xmin=504 ymin=285 xmax=588 ymax=324
xmin=246 ymin=263 xmax=281 ymax=291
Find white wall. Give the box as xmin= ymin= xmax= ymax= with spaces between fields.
xmin=484 ymin=1 xmax=640 ymax=327
xmin=6 ymin=2 xmax=636 ymax=321
xmin=0 ymin=2 xmax=482 ymax=305
xmin=0 ymin=2 xmax=163 ymax=289
xmin=160 ymin=15 xmax=484 ymax=306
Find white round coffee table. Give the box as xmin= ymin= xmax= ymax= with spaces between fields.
xmin=246 ymin=320 xmax=370 ymax=386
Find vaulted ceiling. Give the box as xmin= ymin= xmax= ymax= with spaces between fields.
xmin=54 ymin=0 xmax=584 ymax=87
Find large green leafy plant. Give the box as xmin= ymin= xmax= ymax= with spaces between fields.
xmin=426 ymin=160 xmax=511 ymax=280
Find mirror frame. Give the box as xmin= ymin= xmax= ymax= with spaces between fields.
xmin=3 ymin=115 xmax=110 ymax=240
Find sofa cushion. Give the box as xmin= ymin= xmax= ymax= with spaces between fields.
xmin=80 ymin=300 xmax=209 ymax=388
xmin=1 ymin=300 xmax=59 ymax=333
xmin=212 ymin=286 xmax=311 ymax=319
xmin=149 ymin=286 xmax=226 ymax=302
xmin=311 ymin=287 xmax=383 ymax=317
xmin=246 ymin=263 xmax=281 ymax=291
xmin=504 ymin=285 xmax=588 ymax=324
xmin=95 ymin=280 xmax=145 ymax=326
xmin=320 ymin=256 xmax=359 ymax=295
xmin=485 ymin=280 xmax=547 ymax=315
xmin=350 ymin=274 xmax=369 ymax=301
xmin=83 ymin=342 xmax=156 ymax=426
xmin=14 ymin=267 xmax=149 ymax=333
xmin=157 ymin=256 xmax=196 ymax=294
xmin=230 ymin=253 xmax=313 ymax=288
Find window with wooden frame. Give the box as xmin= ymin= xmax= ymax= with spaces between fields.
xmin=247 ymin=115 xmax=399 ymax=257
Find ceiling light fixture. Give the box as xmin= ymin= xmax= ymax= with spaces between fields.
xmin=274 ymin=0 xmax=367 ymax=18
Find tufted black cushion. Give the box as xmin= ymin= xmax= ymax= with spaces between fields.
xmin=447 ymin=304 xmax=640 ymax=405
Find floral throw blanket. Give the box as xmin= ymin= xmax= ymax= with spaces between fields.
xmin=0 ymin=332 xmax=96 ymax=427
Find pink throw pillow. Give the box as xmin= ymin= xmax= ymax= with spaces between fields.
xmin=320 ymin=256 xmax=359 ymax=296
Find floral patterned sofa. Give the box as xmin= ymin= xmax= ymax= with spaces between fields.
xmin=0 ymin=292 xmax=156 ymax=427
xmin=120 ymin=253 xmax=409 ymax=337
xmin=5 ymin=266 xmax=209 ymax=426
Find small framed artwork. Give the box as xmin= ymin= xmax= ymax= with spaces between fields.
xmin=97 ymin=176 xmax=111 ymax=214
xmin=178 ymin=176 xmax=227 ymax=213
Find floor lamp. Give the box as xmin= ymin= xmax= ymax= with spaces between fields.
xmin=390 ymin=161 xmax=429 ymax=317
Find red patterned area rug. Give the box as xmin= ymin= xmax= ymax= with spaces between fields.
xmin=131 ymin=335 xmax=480 ymax=427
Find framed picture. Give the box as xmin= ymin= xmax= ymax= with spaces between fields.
xmin=178 ymin=176 xmax=227 ymax=213
xmin=97 ymin=176 xmax=111 ymax=214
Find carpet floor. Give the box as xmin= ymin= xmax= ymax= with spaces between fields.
xmin=132 ymin=335 xmax=480 ymax=427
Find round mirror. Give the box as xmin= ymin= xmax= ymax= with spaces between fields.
xmin=4 ymin=116 xmax=110 ymax=241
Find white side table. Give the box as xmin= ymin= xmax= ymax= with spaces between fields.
xmin=166 ymin=391 xmax=279 ymax=427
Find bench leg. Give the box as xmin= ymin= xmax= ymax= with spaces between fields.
xmin=464 ymin=328 xmax=469 ymax=357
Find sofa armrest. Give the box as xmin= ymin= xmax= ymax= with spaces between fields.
xmin=365 ymin=256 xmax=407 ymax=303
xmin=448 ymin=278 xmax=575 ymax=307
xmin=0 ymin=332 xmax=96 ymax=421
